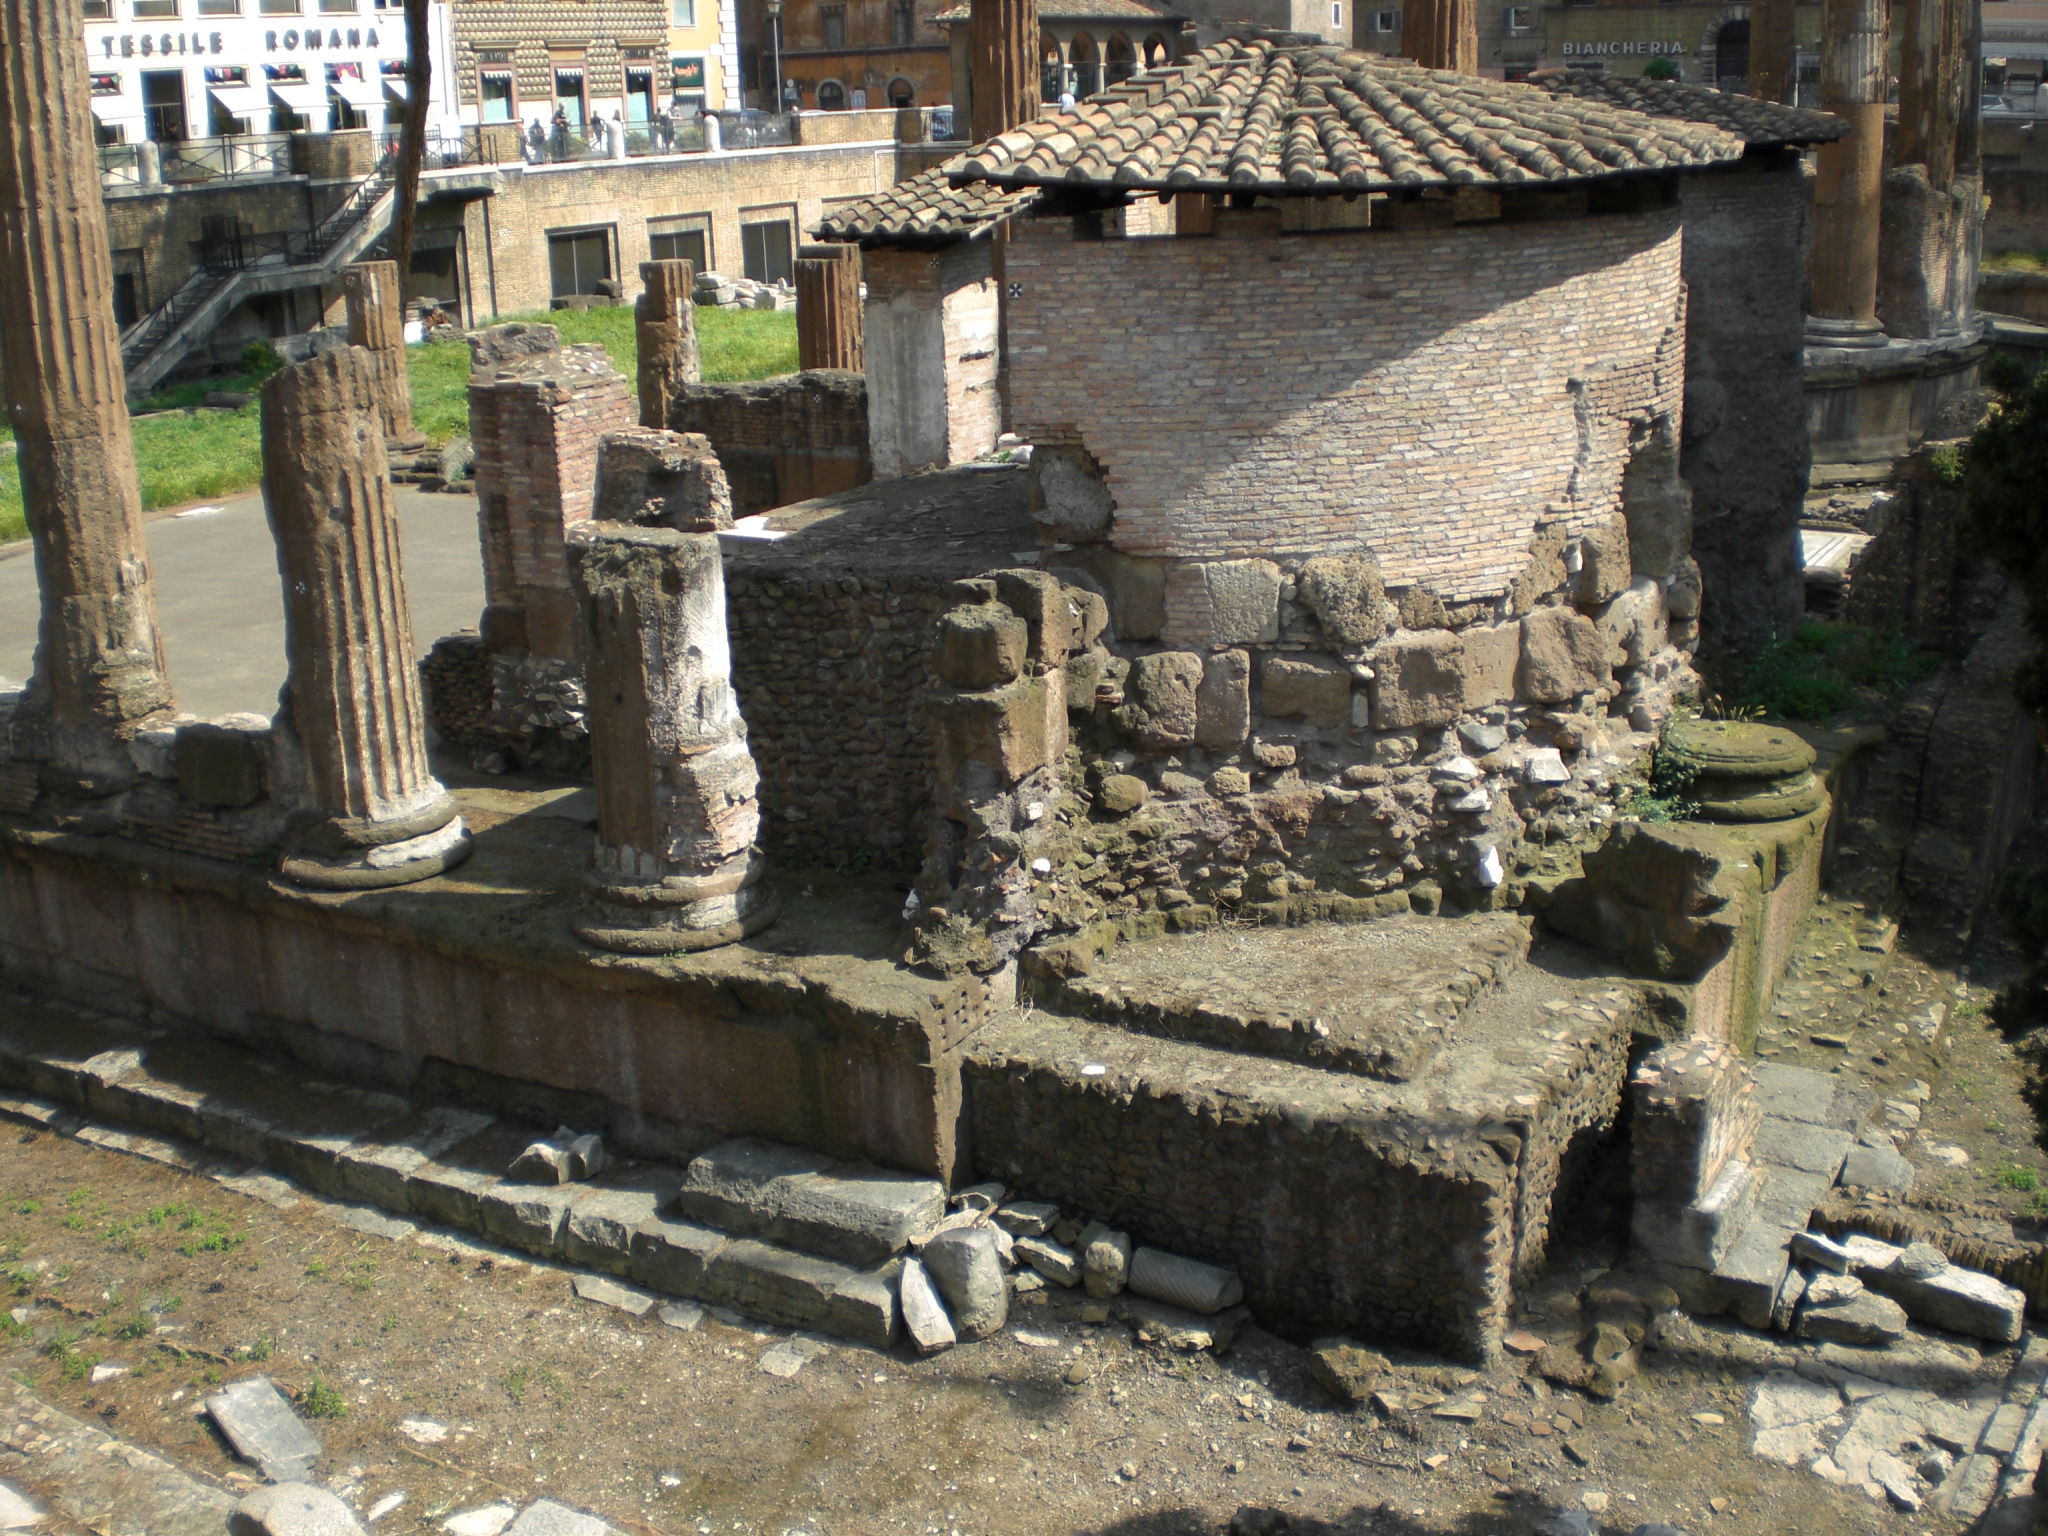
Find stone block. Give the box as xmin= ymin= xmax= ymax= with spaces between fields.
xmin=506 ymin=1500 xmax=621 ymax=1536
xmin=332 ymin=1106 xmax=495 ymax=1211
xmin=1015 ymin=1235 xmax=1080 ymax=1286
xmin=677 ymin=1138 xmax=944 ymax=1266
xmin=1261 ymin=655 xmax=1352 ymax=729
xmin=993 ymin=569 xmax=1075 ymax=668
xmin=571 ymin=1273 xmax=659 ymax=1316
xmin=700 ymin=1238 xmax=892 ymax=1343
xmin=1185 ymin=560 xmax=1281 ymax=646
xmin=405 ymin=1159 xmax=500 ymax=1230
xmin=1459 ymin=622 xmax=1520 ymax=710
xmin=174 ymin=721 xmax=268 ymax=809
xmin=898 ymin=1256 xmax=956 ymax=1353
xmin=1797 ymin=1290 xmax=1909 ymax=1345
xmin=1839 ymin=1142 xmax=1916 ymax=1194
xmin=1094 ymin=774 xmax=1148 ymax=815
xmin=1630 ymin=1038 xmax=1759 ymax=1207
xmin=477 ymin=1181 xmax=578 ymax=1256
xmin=562 ymin=1166 xmax=686 ymax=1274
xmin=592 ymin=428 xmax=732 ymax=531
xmin=1630 ymin=1157 xmax=1758 ymax=1271
xmin=1029 ymin=444 xmax=1113 ymax=542
xmin=933 ymin=604 xmax=1027 ymax=690
xmin=230 ymin=1483 xmax=365 ymax=1536
xmin=1117 ymin=652 xmax=1202 ymax=750
xmin=1080 ymin=1221 xmax=1133 ymax=1299
xmin=1519 ymin=606 xmax=1610 ymax=703
xmin=1573 ymin=517 xmax=1632 ymax=605
xmin=1297 ymin=555 xmax=1389 ymax=648
xmin=1598 ymin=580 xmax=1667 ymax=670
xmin=1753 ymin=1119 xmax=1851 ymax=1179
xmin=921 ymin=1225 xmax=1008 ymax=1339
xmin=1367 ymin=630 xmax=1464 ymax=730
xmin=628 ymin=1213 xmax=730 ymax=1295
xmin=1195 ymin=650 xmax=1251 ymax=749
xmin=932 ymin=675 xmax=1066 ymax=789
xmin=206 ymin=1377 xmax=321 ymax=1483
xmin=1105 ymin=554 xmax=1165 ymax=640
xmin=1865 ymin=1258 xmax=2027 ymax=1344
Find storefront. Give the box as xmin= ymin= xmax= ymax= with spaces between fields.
xmin=1540 ymin=2 xmax=1820 ymax=92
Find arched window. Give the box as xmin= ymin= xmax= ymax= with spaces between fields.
xmin=1041 ymin=35 xmax=1066 ymax=101
xmin=817 ymin=78 xmax=847 ymax=110
xmin=1106 ymin=33 xmax=1137 ymax=84
xmin=887 ymin=76 xmax=915 ymax=106
xmin=1713 ymin=18 xmax=1749 ymax=91
xmin=1142 ymin=32 xmax=1170 ymax=67
xmin=1071 ymin=32 xmax=1101 ymax=97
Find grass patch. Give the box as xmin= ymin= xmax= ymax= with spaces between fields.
xmin=1984 ymin=249 xmax=2048 ymax=274
xmin=0 ymin=306 xmax=798 ymax=546
xmin=298 ymin=1375 xmax=347 ymax=1418
xmin=2000 ymin=1164 xmax=2042 ymax=1192
xmin=1719 ymin=619 xmax=1939 ymax=722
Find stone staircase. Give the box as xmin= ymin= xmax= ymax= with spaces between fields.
xmin=0 ymin=995 xmax=942 ymax=1349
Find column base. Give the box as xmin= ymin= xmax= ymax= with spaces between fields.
xmin=575 ymin=847 xmax=781 ymax=954
xmin=281 ymin=815 xmax=473 ymax=890
xmin=1805 ymin=315 xmax=1887 ymax=349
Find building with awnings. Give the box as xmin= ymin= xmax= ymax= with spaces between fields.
xmin=1539 ymin=0 xmax=1822 ymax=95
xmin=80 ymin=0 xmax=457 ymax=145
xmin=1984 ymin=0 xmax=2048 ymax=107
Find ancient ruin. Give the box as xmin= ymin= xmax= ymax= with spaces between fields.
xmin=2 ymin=6 xmax=2046 ymax=1531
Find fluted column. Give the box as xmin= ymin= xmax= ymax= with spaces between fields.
xmin=1750 ymin=0 xmax=1798 ymax=102
xmin=1808 ymin=0 xmax=1889 ymax=346
xmin=1400 ymin=0 xmax=1477 ymax=74
xmin=569 ymin=521 xmax=776 ymax=953
xmin=0 ymin=0 xmax=173 ymax=792
xmin=634 ymin=259 xmax=700 ymax=430
xmin=262 ymin=348 xmax=470 ymax=888
xmin=340 ymin=259 xmax=416 ymax=443
xmin=969 ymin=0 xmax=1039 ymax=141
xmin=796 ymin=244 xmax=864 ymax=373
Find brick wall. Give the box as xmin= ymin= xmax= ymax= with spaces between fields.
xmin=1004 ymin=205 xmax=1687 ymax=604
xmin=666 ymin=370 xmax=871 ymax=514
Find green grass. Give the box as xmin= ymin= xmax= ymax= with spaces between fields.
xmin=0 ymin=305 xmax=798 ymax=547
xmin=1720 ymin=619 xmax=1940 ymax=722
xmin=1985 ymin=249 xmax=2048 ymax=274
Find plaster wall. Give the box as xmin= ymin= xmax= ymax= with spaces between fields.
xmin=861 ymin=242 xmax=1001 ymax=476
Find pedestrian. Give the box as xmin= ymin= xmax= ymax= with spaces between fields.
xmin=524 ymin=116 xmax=546 ymax=163
xmin=550 ymin=106 xmax=569 ymax=158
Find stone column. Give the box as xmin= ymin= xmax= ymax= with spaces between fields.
xmin=795 ymin=244 xmax=864 ymax=373
xmin=568 ymin=521 xmax=776 ymax=953
xmin=340 ymin=259 xmax=417 ymax=444
xmin=1807 ymin=0 xmax=1888 ymax=346
xmin=261 ymin=348 xmax=470 ymax=888
xmin=1399 ymin=0 xmax=1478 ymax=74
xmin=969 ymin=0 xmax=1039 ymax=142
xmin=1750 ymin=0 xmax=1798 ymax=102
xmin=634 ymin=258 xmax=700 ymax=430
xmin=0 ymin=0 xmax=173 ymax=791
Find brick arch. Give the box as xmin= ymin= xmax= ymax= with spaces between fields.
xmin=1695 ymin=6 xmax=1748 ymax=84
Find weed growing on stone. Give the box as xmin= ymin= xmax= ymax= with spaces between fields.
xmin=1620 ymin=732 xmax=1701 ymax=823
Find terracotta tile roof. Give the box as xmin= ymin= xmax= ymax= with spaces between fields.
xmin=933 ymin=0 xmax=1181 ymax=23
xmin=951 ymin=37 xmax=1747 ymax=194
xmin=815 ymin=158 xmax=1042 ymax=244
xmin=1528 ymin=69 xmax=1848 ymax=148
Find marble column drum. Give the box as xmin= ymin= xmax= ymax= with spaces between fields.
xmin=261 ymin=347 xmax=471 ymax=888
xmin=568 ymin=522 xmax=776 ymax=953
xmin=340 ymin=259 xmax=417 ymax=444
xmin=796 ymin=244 xmax=864 ymax=374
xmin=0 ymin=0 xmax=173 ymax=791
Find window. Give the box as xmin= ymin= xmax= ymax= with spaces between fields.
xmin=81 ymin=0 xmax=111 ymax=16
xmin=626 ymin=66 xmax=655 ymax=121
xmin=548 ymin=226 xmax=613 ymax=297
xmin=320 ymin=0 xmax=356 ymax=11
xmin=1501 ymin=6 xmax=1530 ymax=31
xmin=739 ymin=217 xmax=791 ymax=285
xmin=886 ymin=76 xmax=914 ymax=106
xmin=819 ymin=4 xmax=845 ymax=48
xmin=1372 ymin=9 xmax=1398 ymax=32
xmin=671 ymin=0 xmax=694 ymax=21
xmin=133 ymin=0 xmax=179 ymax=16
xmin=258 ymin=0 xmax=300 ymax=13
xmin=197 ymin=0 xmax=239 ymax=13
xmin=554 ymin=67 xmax=586 ymax=126
xmin=480 ymin=70 xmax=514 ymax=122
xmin=112 ymin=270 xmax=140 ymax=329
xmin=891 ymin=0 xmax=914 ymax=45
xmin=1330 ymin=2 xmax=1341 ymax=25
xmin=817 ymin=78 xmax=846 ymax=110
xmin=649 ymin=219 xmax=708 ymax=270
xmin=140 ymin=69 xmax=186 ymax=142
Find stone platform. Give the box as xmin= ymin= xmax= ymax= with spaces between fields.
xmin=976 ymin=918 xmax=1653 ymax=1362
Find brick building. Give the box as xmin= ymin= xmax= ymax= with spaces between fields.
xmin=935 ymin=0 xmax=1188 ymax=113
xmin=744 ymin=0 xmax=952 ymax=112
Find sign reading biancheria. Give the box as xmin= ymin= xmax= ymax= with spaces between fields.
xmin=1559 ymin=39 xmax=1686 ymax=57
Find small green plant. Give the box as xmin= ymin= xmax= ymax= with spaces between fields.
xmin=501 ymin=1363 xmax=533 ymax=1404
xmin=113 ymin=1312 xmax=154 ymax=1341
xmin=2000 ymin=1164 xmax=2041 ymax=1192
xmin=304 ymin=1259 xmax=327 ymax=1279
xmin=246 ymin=1334 xmax=274 ymax=1361
xmin=1930 ymin=443 xmax=1965 ymax=484
xmin=1643 ymin=56 xmax=1680 ymax=80
xmin=238 ymin=340 xmax=284 ymax=379
xmin=1621 ymin=731 xmax=1702 ymax=823
xmin=13 ymin=1201 xmax=39 ymax=1217
xmin=298 ymin=1376 xmax=347 ymax=1419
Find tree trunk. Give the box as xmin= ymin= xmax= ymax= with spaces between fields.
xmin=391 ymin=0 xmax=431 ymax=277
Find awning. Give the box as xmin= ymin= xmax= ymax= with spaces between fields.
xmin=382 ymin=77 xmax=408 ymax=100
xmin=88 ymin=95 xmax=129 ymax=120
xmin=209 ymin=84 xmax=270 ymax=117
xmin=269 ymin=80 xmax=328 ymax=112
xmin=330 ymin=76 xmax=384 ymax=109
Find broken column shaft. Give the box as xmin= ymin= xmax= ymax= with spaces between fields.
xmin=795 ymin=244 xmax=864 ymax=374
xmin=340 ymin=259 xmax=416 ymax=444
xmin=634 ymin=259 xmax=700 ymax=430
xmin=569 ymin=522 xmax=776 ymax=953
xmin=1808 ymin=0 xmax=1888 ymax=346
xmin=968 ymin=0 xmax=1039 ymax=141
xmin=1399 ymin=0 xmax=1477 ymax=75
xmin=0 ymin=0 xmax=173 ymax=789
xmin=261 ymin=347 xmax=470 ymax=888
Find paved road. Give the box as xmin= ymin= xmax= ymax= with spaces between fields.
xmin=0 ymin=487 xmax=485 ymax=720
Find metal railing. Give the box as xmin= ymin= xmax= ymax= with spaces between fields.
xmin=162 ymin=133 xmax=293 ymax=184
xmin=98 ymin=143 xmax=150 ymax=188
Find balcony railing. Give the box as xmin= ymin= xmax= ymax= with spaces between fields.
xmin=162 ymin=133 xmax=294 ymax=184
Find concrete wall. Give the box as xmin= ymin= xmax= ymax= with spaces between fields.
xmin=1003 ymin=200 xmax=1687 ymax=607
xmin=1677 ymin=152 xmax=1812 ymax=657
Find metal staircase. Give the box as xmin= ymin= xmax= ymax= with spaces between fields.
xmin=121 ymin=160 xmax=397 ymax=397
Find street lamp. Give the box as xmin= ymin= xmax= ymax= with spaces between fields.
xmin=765 ymin=0 xmax=785 ymax=115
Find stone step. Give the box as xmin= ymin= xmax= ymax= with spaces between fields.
xmin=1020 ymin=912 xmax=1529 ymax=1083
xmin=0 ymin=1004 xmax=900 ymax=1350
xmin=675 ymin=1137 xmax=946 ymax=1267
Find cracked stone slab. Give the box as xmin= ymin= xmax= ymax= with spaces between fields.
xmin=561 ymin=1166 xmax=685 ymax=1275
xmin=571 ymin=1274 xmax=659 ymax=1317
xmin=678 ymin=1139 xmax=944 ymax=1267
xmin=205 ymin=1376 xmax=322 ymax=1482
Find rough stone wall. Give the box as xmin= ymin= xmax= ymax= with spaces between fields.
xmin=1678 ymin=154 xmax=1814 ymax=657
xmin=1003 ymin=205 xmax=1687 ymax=607
xmin=1879 ymin=166 xmax=1980 ymax=340
xmin=666 ymin=371 xmax=870 ymax=516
